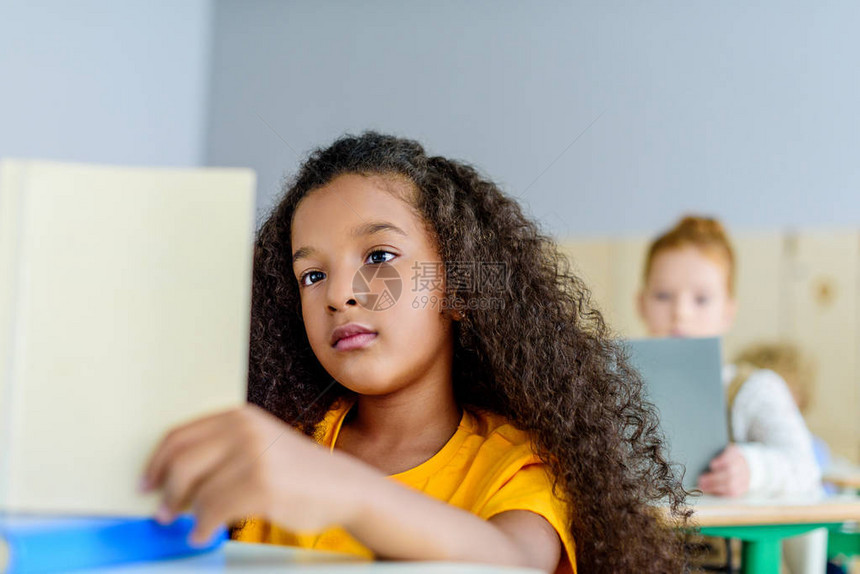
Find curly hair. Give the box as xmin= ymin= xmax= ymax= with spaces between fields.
xmin=248 ymin=132 xmax=691 ymax=572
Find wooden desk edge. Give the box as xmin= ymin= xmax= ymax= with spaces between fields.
xmin=658 ymin=499 xmax=860 ymax=528
xmin=691 ymin=503 xmax=860 ymax=528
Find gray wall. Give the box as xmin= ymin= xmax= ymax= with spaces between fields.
xmin=206 ymin=1 xmax=860 ymax=237
xmin=0 ymin=0 xmax=212 ymax=167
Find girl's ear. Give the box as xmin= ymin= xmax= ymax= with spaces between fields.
xmin=441 ymin=303 xmax=464 ymax=321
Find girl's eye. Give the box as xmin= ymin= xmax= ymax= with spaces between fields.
xmin=695 ymin=295 xmax=710 ymax=306
xmin=300 ymin=270 xmax=326 ymax=287
xmin=654 ymin=292 xmax=672 ymax=302
xmin=365 ymin=250 xmax=396 ymax=265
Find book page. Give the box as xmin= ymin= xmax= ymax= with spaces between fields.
xmin=0 ymin=160 xmax=256 ymax=516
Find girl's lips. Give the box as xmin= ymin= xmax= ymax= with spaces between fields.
xmin=333 ymin=332 xmax=378 ymax=351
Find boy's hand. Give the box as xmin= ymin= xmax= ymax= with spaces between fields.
xmin=697 ymin=444 xmax=750 ymax=497
xmin=140 ymin=404 xmax=367 ymax=545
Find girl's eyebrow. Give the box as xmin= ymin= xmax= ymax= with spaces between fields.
xmin=292 ymin=221 xmax=407 ymax=264
xmin=351 ymin=221 xmax=407 ymax=238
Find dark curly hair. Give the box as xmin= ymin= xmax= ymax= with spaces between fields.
xmin=248 ymin=132 xmax=691 ymax=572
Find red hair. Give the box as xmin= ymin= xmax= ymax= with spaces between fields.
xmin=644 ymin=215 xmax=736 ymax=296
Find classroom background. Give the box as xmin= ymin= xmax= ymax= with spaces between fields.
xmin=2 ymin=1 xmax=859 ymax=462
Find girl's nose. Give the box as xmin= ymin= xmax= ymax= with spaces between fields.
xmin=672 ymin=299 xmax=691 ymax=321
xmin=326 ymin=269 xmax=358 ymax=312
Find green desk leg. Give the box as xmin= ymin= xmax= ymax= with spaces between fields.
xmin=828 ymin=524 xmax=860 ymax=561
xmin=700 ymin=524 xmax=829 ymax=574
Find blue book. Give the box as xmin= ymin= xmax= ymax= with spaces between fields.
xmin=0 ymin=515 xmax=226 ymax=573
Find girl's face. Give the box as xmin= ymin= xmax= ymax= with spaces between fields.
xmin=290 ymin=174 xmax=454 ymax=396
xmin=637 ymin=246 xmax=737 ymax=338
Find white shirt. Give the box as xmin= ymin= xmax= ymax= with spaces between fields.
xmin=723 ymin=365 xmax=821 ymax=497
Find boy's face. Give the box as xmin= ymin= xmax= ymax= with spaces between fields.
xmin=637 ymin=247 xmax=737 ymax=338
xmin=290 ymin=173 xmax=454 ymax=396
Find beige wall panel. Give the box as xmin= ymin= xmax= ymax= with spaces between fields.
xmin=784 ymin=231 xmax=859 ymax=462
xmin=607 ymin=237 xmax=650 ymax=339
xmin=723 ymin=233 xmax=786 ymax=361
xmin=557 ymin=240 xmax=615 ymax=326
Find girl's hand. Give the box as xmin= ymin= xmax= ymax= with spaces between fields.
xmin=140 ymin=404 xmax=367 ymax=545
xmin=697 ymin=444 xmax=750 ymax=497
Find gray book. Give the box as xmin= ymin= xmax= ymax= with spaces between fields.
xmin=624 ymin=337 xmax=729 ymax=491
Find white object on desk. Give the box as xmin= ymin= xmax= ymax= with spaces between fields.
xmin=80 ymin=541 xmax=544 ymax=573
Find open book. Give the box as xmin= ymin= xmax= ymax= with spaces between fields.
xmin=0 ymin=160 xmax=256 ymax=517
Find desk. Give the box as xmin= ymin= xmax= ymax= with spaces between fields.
xmin=78 ymin=542 xmax=543 ymax=573
xmin=691 ymin=494 xmax=860 ymax=574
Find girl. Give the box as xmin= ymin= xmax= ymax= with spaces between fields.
xmin=141 ymin=132 xmax=689 ymax=573
xmin=637 ymin=215 xmax=820 ymax=498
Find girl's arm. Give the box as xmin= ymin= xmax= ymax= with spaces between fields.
xmin=731 ymin=370 xmax=821 ymax=495
xmin=141 ymin=405 xmax=562 ymax=573
xmin=344 ymin=471 xmax=561 ymax=571
xmin=699 ymin=369 xmax=820 ymax=497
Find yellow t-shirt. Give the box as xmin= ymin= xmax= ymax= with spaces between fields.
xmin=233 ymin=402 xmax=576 ymax=573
